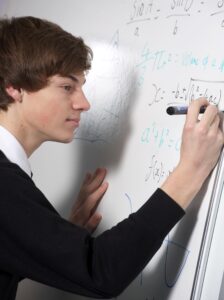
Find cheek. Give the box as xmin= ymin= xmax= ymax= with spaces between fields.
xmin=37 ymin=103 xmax=63 ymax=127
xmin=38 ymin=114 xmax=51 ymax=127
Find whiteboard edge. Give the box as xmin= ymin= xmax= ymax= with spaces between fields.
xmin=191 ymin=149 xmax=224 ymax=300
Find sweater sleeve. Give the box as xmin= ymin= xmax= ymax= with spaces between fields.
xmin=0 ymin=169 xmax=184 ymax=298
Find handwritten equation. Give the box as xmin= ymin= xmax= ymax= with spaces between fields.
xmin=127 ymin=0 xmax=224 ymax=36
xmin=141 ymin=122 xmax=181 ymax=152
xmin=144 ymin=154 xmax=173 ymax=184
xmin=127 ymin=0 xmax=196 ymax=25
xmin=146 ymin=78 xmax=224 ymax=109
xmin=146 ymin=78 xmax=224 ymax=110
xmin=171 ymin=78 xmax=224 ymax=105
xmin=136 ymin=44 xmax=224 ymax=87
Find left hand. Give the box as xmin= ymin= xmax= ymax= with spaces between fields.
xmin=69 ymin=168 xmax=108 ymax=233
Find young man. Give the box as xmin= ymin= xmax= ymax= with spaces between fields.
xmin=0 ymin=16 xmax=223 ymax=300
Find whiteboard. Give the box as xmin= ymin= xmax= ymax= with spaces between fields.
xmin=198 ymin=182 xmax=224 ymax=300
xmin=1 ymin=1 xmax=224 ymax=299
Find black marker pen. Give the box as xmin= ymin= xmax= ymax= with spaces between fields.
xmin=166 ymin=105 xmax=207 ymax=115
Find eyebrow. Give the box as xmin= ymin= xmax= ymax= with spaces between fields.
xmin=67 ymin=75 xmax=86 ymax=84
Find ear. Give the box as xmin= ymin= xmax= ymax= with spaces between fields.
xmin=5 ymin=86 xmax=23 ymax=102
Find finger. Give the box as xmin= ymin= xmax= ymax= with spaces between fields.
xmin=86 ymin=168 xmax=107 ymax=193
xmin=185 ymin=98 xmax=209 ymax=126
xmin=76 ymin=181 xmax=108 ymax=223
xmin=69 ymin=210 xmax=85 ymax=227
xmin=199 ymin=105 xmax=219 ymax=130
xmin=85 ymin=213 xmax=102 ymax=233
xmin=73 ymin=171 xmax=94 ymax=209
xmin=87 ymin=168 xmax=101 ymax=184
xmin=87 ymin=181 xmax=109 ymax=214
xmin=83 ymin=172 xmax=93 ymax=184
xmin=72 ymin=169 xmax=107 ymax=212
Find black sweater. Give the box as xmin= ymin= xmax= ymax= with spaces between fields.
xmin=0 ymin=151 xmax=184 ymax=300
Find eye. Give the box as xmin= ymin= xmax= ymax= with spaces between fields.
xmin=63 ymin=85 xmax=72 ymax=92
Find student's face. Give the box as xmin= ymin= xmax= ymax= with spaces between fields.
xmin=21 ymin=73 xmax=90 ymax=143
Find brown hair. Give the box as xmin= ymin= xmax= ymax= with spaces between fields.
xmin=0 ymin=16 xmax=93 ymax=110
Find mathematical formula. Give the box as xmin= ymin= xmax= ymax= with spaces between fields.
xmin=148 ymin=78 xmax=224 ymax=107
xmin=127 ymin=0 xmax=224 ymax=36
xmin=141 ymin=122 xmax=181 ymax=152
xmin=136 ymin=44 xmax=224 ymax=87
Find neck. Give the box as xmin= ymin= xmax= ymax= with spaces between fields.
xmin=0 ymin=108 xmax=42 ymax=157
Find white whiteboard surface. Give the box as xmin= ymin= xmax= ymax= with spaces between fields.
xmin=1 ymin=1 xmax=224 ymax=299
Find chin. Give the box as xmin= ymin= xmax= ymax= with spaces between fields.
xmin=61 ymin=136 xmax=74 ymax=143
xmin=51 ymin=134 xmax=74 ymax=144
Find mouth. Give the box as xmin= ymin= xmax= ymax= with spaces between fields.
xmin=66 ymin=118 xmax=80 ymax=127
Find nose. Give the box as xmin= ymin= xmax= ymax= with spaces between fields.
xmin=72 ymin=89 xmax=90 ymax=111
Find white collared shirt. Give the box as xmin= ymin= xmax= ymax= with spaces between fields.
xmin=0 ymin=125 xmax=32 ymax=177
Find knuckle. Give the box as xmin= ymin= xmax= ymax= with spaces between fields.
xmin=209 ymin=131 xmax=217 ymax=142
xmin=197 ymin=124 xmax=207 ymax=136
xmin=197 ymin=96 xmax=208 ymax=103
xmin=191 ymin=97 xmax=205 ymax=106
xmin=183 ymin=123 xmax=194 ymax=133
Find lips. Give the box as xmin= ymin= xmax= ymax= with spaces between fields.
xmin=66 ymin=117 xmax=80 ymax=127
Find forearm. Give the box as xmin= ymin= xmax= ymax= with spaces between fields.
xmin=160 ymin=162 xmax=209 ymax=210
xmin=92 ymin=189 xmax=184 ymax=297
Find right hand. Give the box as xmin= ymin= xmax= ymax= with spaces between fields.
xmin=161 ymin=98 xmax=224 ymax=209
xmin=180 ymin=97 xmax=223 ymax=180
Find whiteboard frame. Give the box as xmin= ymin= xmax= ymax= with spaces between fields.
xmin=191 ymin=149 xmax=224 ymax=300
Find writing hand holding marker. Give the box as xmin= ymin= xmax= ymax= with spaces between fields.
xmin=161 ymin=98 xmax=224 ymax=209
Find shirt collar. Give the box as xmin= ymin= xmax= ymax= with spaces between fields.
xmin=0 ymin=126 xmax=32 ymax=177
